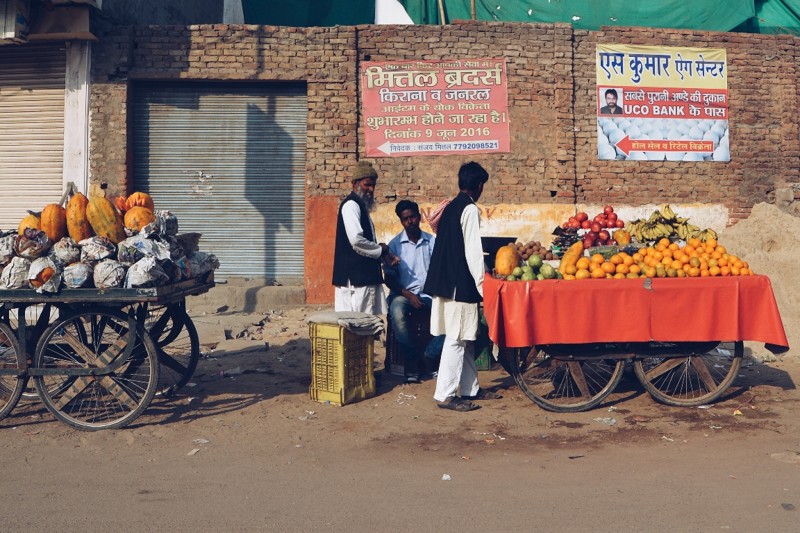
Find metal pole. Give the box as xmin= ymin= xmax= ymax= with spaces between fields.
xmin=437 ymin=0 xmax=446 ymax=24
xmin=471 ymin=0 xmax=476 ymax=20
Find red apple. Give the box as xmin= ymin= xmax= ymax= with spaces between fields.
xmin=581 ymin=220 xmax=591 ymax=229
xmin=604 ymin=205 xmax=614 ymax=215
xmin=590 ymin=222 xmax=602 ymax=233
xmin=576 ymin=212 xmax=589 ymax=222
xmin=615 ymin=219 xmax=625 ymax=228
xmin=598 ymin=230 xmax=610 ymax=242
xmin=607 ymin=212 xmax=618 ymax=222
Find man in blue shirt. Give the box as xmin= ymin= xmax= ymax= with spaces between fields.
xmin=384 ymin=200 xmax=436 ymax=384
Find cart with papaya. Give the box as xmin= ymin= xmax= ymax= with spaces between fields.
xmin=483 ymin=274 xmax=789 ymax=412
xmin=0 ymin=273 xmax=213 ymax=430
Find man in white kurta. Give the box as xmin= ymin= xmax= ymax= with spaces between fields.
xmin=423 ymin=162 xmax=495 ymax=411
xmin=332 ymin=161 xmax=399 ymax=314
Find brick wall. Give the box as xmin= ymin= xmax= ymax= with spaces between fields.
xmin=88 ymin=21 xmax=800 ymax=302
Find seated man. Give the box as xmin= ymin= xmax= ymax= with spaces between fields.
xmin=384 ymin=200 xmax=437 ymax=384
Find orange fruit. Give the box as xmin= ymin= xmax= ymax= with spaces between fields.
xmin=644 ymin=266 xmax=656 ymax=278
xmin=622 ymin=255 xmax=634 ymax=266
xmin=700 ymin=269 xmax=709 ymax=277
xmin=688 ymin=266 xmax=700 ymax=277
xmin=591 ymin=268 xmax=605 ymax=279
xmin=576 ymin=257 xmax=591 ymax=270
xmin=616 ymin=264 xmax=629 ymax=275
xmin=670 ymin=260 xmax=682 ymax=270
xmin=613 ymin=272 xmax=626 ymax=279
xmin=601 ymin=262 xmax=616 ymax=274
xmin=688 ymin=238 xmax=702 ymax=248
xmin=666 ymin=268 xmax=677 ymax=277
xmin=565 ymin=264 xmax=578 ymax=275
xmin=716 ymin=245 xmax=727 ymax=255
xmin=720 ymin=266 xmax=731 ymax=276
xmin=632 ymin=252 xmax=644 ymax=263
xmin=629 ymin=264 xmax=641 ymax=275
xmin=575 ymin=269 xmax=591 ymax=279
xmin=709 ymin=266 xmax=721 ymax=276
xmin=731 ymin=266 xmax=740 ymax=276
xmin=590 ymin=253 xmax=605 ymax=264
xmin=676 ymin=269 xmax=686 ymax=278
xmin=564 ymin=274 xmax=576 ymax=280
xmin=705 ymin=238 xmax=717 ymax=249
xmin=689 ymin=256 xmax=701 ymax=268
xmin=626 ymin=272 xmax=639 ymax=279
xmin=610 ymin=254 xmax=623 ymax=265
xmin=658 ymin=238 xmax=670 ymax=247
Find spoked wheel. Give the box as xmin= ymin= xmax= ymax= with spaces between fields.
xmin=632 ymin=341 xmax=743 ymax=406
xmin=510 ymin=346 xmax=625 ymax=412
xmin=0 ymin=322 xmax=25 ymax=421
xmin=33 ymin=309 xmax=159 ymax=431
xmin=137 ymin=303 xmax=200 ymax=398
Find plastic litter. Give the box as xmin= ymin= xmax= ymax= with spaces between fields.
xmin=593 ymin=417 xmax=617 ymax=426
xmin=441 ymin=474 xmax=451 ymax=481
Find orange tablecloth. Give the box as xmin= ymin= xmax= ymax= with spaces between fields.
xmin=483 ymin=274 xmax=789 ymax=353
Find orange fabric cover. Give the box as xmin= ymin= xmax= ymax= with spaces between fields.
xmin=483 ymin=274 xmax=789 ymax=351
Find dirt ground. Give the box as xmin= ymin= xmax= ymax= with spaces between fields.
xmin=2 ymin=203 xmax=799 ymax=531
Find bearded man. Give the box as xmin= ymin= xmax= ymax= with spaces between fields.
xmin=332 ymin=161 xmax=399 ymax=314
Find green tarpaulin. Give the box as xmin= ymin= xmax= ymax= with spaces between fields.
xmin=402 ymin=0 xmax=756 ymax=31
xmin=240 ymin=0 xmax=800 ymax=35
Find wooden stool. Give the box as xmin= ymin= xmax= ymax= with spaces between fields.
xmin=385 ymin=308 xmax=432 ymax=376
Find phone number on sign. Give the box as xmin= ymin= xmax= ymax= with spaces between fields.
xmin=452 ymin=141 xmax=499 ymax=150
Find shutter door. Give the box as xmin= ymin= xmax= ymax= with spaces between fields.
xmin=0 ymin=43 xmax=66 ymax=230
xmin=132 ymin=82 xmax=307 ymax=280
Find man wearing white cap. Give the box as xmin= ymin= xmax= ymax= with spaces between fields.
xmin=332 ymin=160 xmax=399 ymax=314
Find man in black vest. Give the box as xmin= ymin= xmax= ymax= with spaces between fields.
xmin=332 ymin=160 xmax=399 ymax=313
xmin=423 ymin=161 xmax=501 ymax=412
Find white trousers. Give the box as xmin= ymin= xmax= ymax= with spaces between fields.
xmin=334 ymin=283 xmax=387 ymax=315
xmin=433 ymin=336 xmax=479 ymax=402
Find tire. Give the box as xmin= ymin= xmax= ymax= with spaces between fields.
xmin=0 ymin=322 xmax=25 ymax=421
xmin=511 ymin=346 xmax=625 ymax=413
xmin=33 ymin=309 xmax=159 ymax=431
xmin=633 ymin=341 xmax=743 ymax=407
xmin=144 ymin=304 xmax=201 ymax=398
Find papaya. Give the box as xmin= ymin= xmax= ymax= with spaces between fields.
xmin=125 ymin=192 xmax=154 ymax=212
xmin=40 ymin=203 xmax=68 ymax=243
xmin=18 ymin=212 xmax=41 ymax=235
xmin=123 ymin=206 xmax=155 ymax=232
xmin=86 ymin=196 xmax=126 ymax=244
xmin=66 ymin=193 xmax=94 ymax=242
xmin=494 ymin=244 xmax=521 ymax=277
xmin=558 ymin=241 xmax=584 ymax=274
xmin=114 ymin=196 xmax=128 ymax=213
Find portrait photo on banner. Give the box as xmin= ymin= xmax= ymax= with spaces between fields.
xmin=598 ymin=87 xmax=624 ymax=116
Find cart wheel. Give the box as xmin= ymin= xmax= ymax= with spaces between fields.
xmin=510 ymin=347 xmax=625 ymax=412
xmin=6 ymin=304 xmax=61 ymax=400
xmin=33 ymin=309 xmax=159 ymax=431
xmin=633 ymin=341 xmax=743 ymax=407
xmin=0 ymin=322 xmax=25 ymax=421
xmin=142 ymin=304 xmax=200 ymax=398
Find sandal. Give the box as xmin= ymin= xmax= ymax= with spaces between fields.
xmin=436 ymin=398 xmax=481 ymax=412
xmin=463 ymin=388 xmax=503 ymax=400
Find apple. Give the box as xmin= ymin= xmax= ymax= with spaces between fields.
xmin=598 ymin=229 xmax=610 ymax=242
xmin=607 ymin=212 xmax=618 ymax=222
xmin=615 ymin=219 xmax=625 ymax=228
xmin=576 ymin=212 xmax=589 ymax=222
xmin=568 ymin=220 xmax=581 ymax=229
xmin=582 ymin=236 xmax=595 ymax=249
xmin=604 ymin=205 xmax=614 ymax=215
xmin=581 ymin=220 xmax=591 ymax=229
xmin=590 ymin=222 xmax=602 ymax=234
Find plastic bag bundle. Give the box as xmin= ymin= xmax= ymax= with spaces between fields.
xmin=117 ymin=235 xmax=171 ymax=264
xmin=162 ymin=235 xmax=184 ymax=261
xmin=142 ymin=210 xmax=179 ymax=237
xmin=125 ymin=256 xmax=170 ymax=288
xmin=79 ymin=236 xmax=117 ymax=263
xmin=51 ymin=237 xmax=81 ymax=266
xmin=186 ymin=251 xmax=219 ymax=278
xmin=28 ymin=256 xmax=62 ymax=294
xmin=93 ymin=259 xmax=127 ymax=289
xmin=0 ymin=257 xmax=31 ymax=289
xmin=62 ymin=262 xmax=94 ymax=288
xmin=15 ymin=229 xmax=52 ymax=260
xmin=160 ymin=258 xmax=185 ymax=282
xmin=0 ymin=234 xmax=16 ymax=266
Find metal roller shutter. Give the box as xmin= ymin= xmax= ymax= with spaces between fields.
xmin=131 ymin=82 xmax=307 ymax=281
xmin=0 ymin=43 xmax=66 ymax=231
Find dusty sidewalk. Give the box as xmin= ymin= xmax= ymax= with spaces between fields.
xmin=1 ymin=304 xmax=799 ymax=531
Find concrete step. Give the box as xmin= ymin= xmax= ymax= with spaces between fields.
xmin=186 ymin=278 xmax=306 ymax=314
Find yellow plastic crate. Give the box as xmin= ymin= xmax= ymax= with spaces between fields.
xmin=309 ymin=323 xmax=375 ymax=406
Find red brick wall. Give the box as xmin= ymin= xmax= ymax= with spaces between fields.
xmin=88 ymin=21 xmax=800 ymax=303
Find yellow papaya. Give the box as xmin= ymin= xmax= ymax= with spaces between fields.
xmin=558 ymin=241 xmax=584 ymax=274
xmin=86 ymin=196 xmax=126 ymax=244
xmin=494 ymin=244 xmax=520 ymax=277
xmin=41 ymin=203 xmax=67 ymax=243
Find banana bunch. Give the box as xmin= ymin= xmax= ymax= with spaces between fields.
xmin=628 ymin=205 xmax=718 ymax=243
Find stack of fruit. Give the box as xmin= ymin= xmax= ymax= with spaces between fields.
xmin=513 ymin=240 xmax=555 ymax=261
xmin=0 ymin=191 xmax=219 ymax=292
xmin=493 ymin=244 xmax=560 ymax=281
xmin=557 ymin=237 xmax=754 ymax=280
xmin=627 ymin=205 xmax=718 ymax=244
xmin=559 ymin=205 xmax=626 ymax=250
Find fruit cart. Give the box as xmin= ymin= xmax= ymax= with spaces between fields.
xmin=483 ymin=274 xmax=789 ymax=412
xmin=0 ymin=273 xmax=213 ymax=430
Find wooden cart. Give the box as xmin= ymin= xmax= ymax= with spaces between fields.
xmin=483 ymin=274 xmax=789 ymax=412
xmin=0 ymin=273 xmax=213 ymax=430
